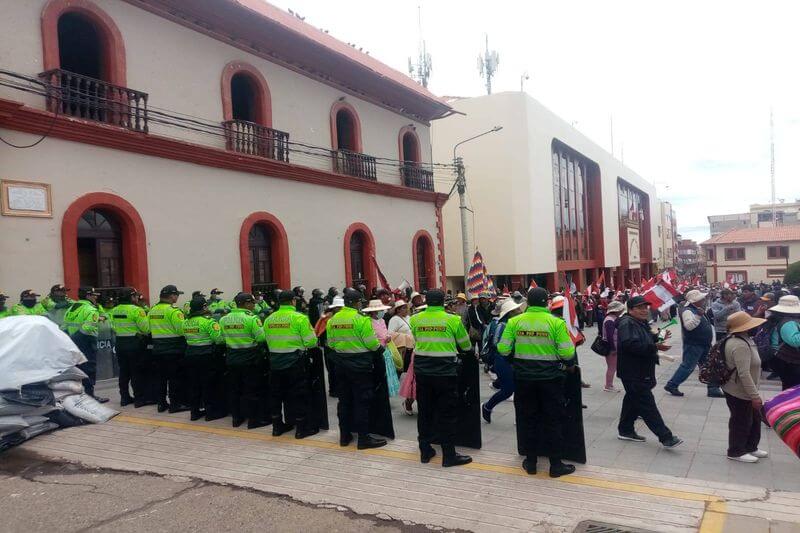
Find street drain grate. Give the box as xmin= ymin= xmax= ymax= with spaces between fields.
xmin=573 ymin=521 xmax=656 ymax=533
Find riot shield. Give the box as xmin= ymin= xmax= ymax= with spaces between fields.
xmin=454 ymin=353 xmax=482 ymax=449
xmin=307 ymin=347 xmax=329 ymax=431
xmin=95 ymin=320 xmax=116 ymax=381
xmin=368 ymin=350 xmax=395 ymax=439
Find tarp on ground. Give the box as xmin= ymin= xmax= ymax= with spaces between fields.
xmin=0 ymin=316 xmax=86 ymax=391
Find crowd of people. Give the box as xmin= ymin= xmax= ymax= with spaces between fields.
xmin=1 ymin=277 xmax=799 ymax=471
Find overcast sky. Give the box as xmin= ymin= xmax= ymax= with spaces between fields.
xmin=272 ymin=0 xmax=800 ymax=242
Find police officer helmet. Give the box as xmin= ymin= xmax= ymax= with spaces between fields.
xmin=311 ymin=288 xmax=324 ymax=298
xmin=277 ymin=290 xmax=295 ymax=305
xmin=527 ymin=287 xmax=549 ymax=307
xmin=343 ymin=287 xmax=362 ymax=305
xmin=425 ymin=289 xmax=445 ymax=307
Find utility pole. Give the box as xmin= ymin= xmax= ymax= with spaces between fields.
xmin=520 ymin=71 xmax=529 ymax=92
xmin=770 ymin=108 xmax=776 ymax=226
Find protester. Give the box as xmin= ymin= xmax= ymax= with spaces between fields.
xmin=316 ymin=296 xmax=344 ymax=397
xmin=665 ymin=289 xmax=724 ymax=398
xmin=363 ymin=299 xmax=391 ymax=346
xmin=616 ymin=296 xmax=683 ymax=448
xmin=712 ymin=289 xmax=741 ymax=340
xmin=767 ymin=295 xmax=800 ymax=390
xmin=739 ymin=284 xmax=765 ymax=317
xmin=722 ymin=311 xmax=768 ymax=463
xmin=481 ymin=298 xmax=523 ymax=423
xmin=601 ymin=301 xmax=626 ymax=392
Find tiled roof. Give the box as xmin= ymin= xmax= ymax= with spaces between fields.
xmin=701 ymin=226 xmax=800 ymax=245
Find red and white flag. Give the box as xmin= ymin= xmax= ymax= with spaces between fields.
xmin=562 ymin=290 xmax=584 ymax=345
xmin=641 ymin=277 xmax=656 ymax=292
xmin=643 ymin=279 xmax=680 ymax=312
xmin=529 ymin=278 xmax=538 ymax=290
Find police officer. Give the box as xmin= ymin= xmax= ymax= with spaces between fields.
xmin=11 ymin=289 xmax=46 ymax=316
xmin=208 ymin=288 xmax=229 ymax=319
xmin=63 ymin=287 xmax=108 ymax=402
xmin=148 ymin=285 xmax=188 ymax=413
xmin=220 ymin=292 xmax=270 ymax=429
xmin=182 ymin=296 xmax=226 ymax=421
xmin=263 ymin=290 xmax=319 ymax=438
xmin=109 ymin=287 xmax=150 ymax=406
xmin=183 ymin=291 xmax=206 ymax=315
xmin=497 ymin=287 xmax=576 ymax=477
xmin=41 ymin=284 xmax=73 ymax=326
xmin=0 ymin=292 xmax=9 ymax=319
xmin=326 ymin=288 xmax=386 ymax=449
xmin=409 ymin=289 xmax=474 ymax=467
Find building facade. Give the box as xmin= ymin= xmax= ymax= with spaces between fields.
xmin=0 ymin=0 xmax=453 ymax=302
xmin=657 ymin=200 xmax=677 ymax=270
xmin=708 ymin=201 xmax=800 ymax=236
xmin=431 ymin=92 xmax=661 ymax=293
xmin=701 ymin=227 xmax=800 ymax=284
xmin=677 ymin=238 xmax=704 ymax=278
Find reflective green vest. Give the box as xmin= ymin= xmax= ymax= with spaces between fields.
xmin=409 ymin=305 xmax=472 ymax=377
xmin=497 ymin=306 xmax=575 ymax=380
xmin=263 ymin=305 xmax=317 ymax=370
xmin=182 ymin=315 xmax=223 ymax=356
xmin=62 ymin=300 xmax=100 ymax=337
xmin=219 ymin=308 xmax=264 ymax=365
xmin=41 ymin=296 xmax=73 ymax=312
xmin=11 ymin=303 xmax=46 ymax=316
xmin=148 ymin=302 xmax=185 ymax=354
xmin=325 ymin=306 xmax=379 ymax=372
xmin=110 ymin=304 xmax=150 ymax=337
xmin=0 ymin=308 xmax=9 ymax=320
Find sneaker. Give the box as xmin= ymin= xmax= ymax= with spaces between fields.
xmin=603 ymin=386 xmax=620 ymax=393
xmin=728 ymin=453 xmax=759 ymax=463
xmin=664 ymin=385 xmax=684 ymax=397
xmin=402 ymin=400 xmax=414 ymax=416
xmin=751 ymin=449 xmax=769 ymax=458
xmin=661 ymin=436 xmax=684 ymax=449
xmin=481 ymin=402 xmax=492 ymax=424
xmin=618 ymin=432 xmax=646 ymax=442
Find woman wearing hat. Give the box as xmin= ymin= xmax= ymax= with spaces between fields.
xmin=363 ymin=299 xmax=391 ymax=347
xmin=767 ymin=295 xmax=800 ymax=390
xmin=481 ymin=298 xmax=524 ymax=423
xmin=722 ymin=311 xmax=768 ymax=463
xmin=601 ymin=301 xmax=626 ymax=392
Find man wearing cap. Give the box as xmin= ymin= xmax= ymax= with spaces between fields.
xmin=318 ymin=296 xmax=345 ymax=396
xmin=148 ymin=285 xmax=189 ymax=413
xmin=63 ymin=287 xmax=108 ymax=402
xmin=409 ymin=289 xmax=474 ymax=467
xmin=263 ymin=290 xmax=319 ymax=438
xmin=220 ymin=292 xmax=270 ymax=429
xmin=497 ymin=287 xmax=577 ymax=477
xmin=664 ymin=289 xmax=723 ymax=398
xmin=0 ymin=293 xmax=9 ymax=319
xmin=326 ymin=288 xmax=387 ymax=450
xmin=616 ymin=296 xmax=682 ymax=448
xmin=41 ymin=284 xmax=73 ymax=326
xmin=109 ymin=288 xmax=150 ymax=406
xmin=182 ymin=296 xmax=226 ymax=421
xmin=208 ymin=288 xmax=229 ymax=319
xmin=11 ymin=290 xmax=46 ymax=316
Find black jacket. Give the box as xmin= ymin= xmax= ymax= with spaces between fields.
xmin=616 ymin=314 xmax=660 ymax=381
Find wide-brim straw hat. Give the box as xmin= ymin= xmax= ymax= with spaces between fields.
xmin=769 ymin=295 xmax=800 ymax=315
xmin=363 ymin=299 xmax=390 ymax=313
xmin=393 ymin=299 xmax=409 ymax=310
xmin=606 ymin=301 xmax=626 ymax=314
xmin=498 ymin=299 xmax=524 ymax=319
xmin=727 ymin=311 xmax=766 ymax=334
xmin=328 ymin=296 xmax=345 ymax=309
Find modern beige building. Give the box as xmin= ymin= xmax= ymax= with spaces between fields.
xmin=657 ymin=200 xmax=677 ymax=270
xmin=0 ymin=0 xmax=453 ymax=302
xmin=431 ymin=92 xmax=661 ymax=293
xmin=701 ymin=227 xmax=800 ymax=284
xmin=708 ymin=201 xmax=800 ymax=236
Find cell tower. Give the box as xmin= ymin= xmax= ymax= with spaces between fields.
xmin=770 ymin=108 xmax=777 ymax=225
xmin=477 ymin=34 xmax=499 ymax=95
xmin=408 ymin=6 xmax=432 ymax=88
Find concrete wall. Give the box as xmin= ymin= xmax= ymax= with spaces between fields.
xmin=704 ymin=241 xmax=800 ymax=284
xmin=432 ymin=92 xmax=660 ymax=281
xmin=0 ymin=134 xmax=439 ymax=303
xmin=0 ymin=0 xmax=432 ymax=186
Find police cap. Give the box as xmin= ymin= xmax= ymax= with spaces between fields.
xmin=78 ymin=287 xmax=101 ymax=299
xmin=343 ymin=287 xmax=362 ymax=305
xmin=277 ymin=290 xmax=295 ymax=304
xmin=527 ymin=287 xmax=549 ymax=307
xmin=189 ymin=296 xmax=208 ymax=314
xmin=425 ymin=289 xmax=445 ymax=307
xmin=234 ymin=292 xmax=255 ymax=305
xmin=160 ymin=285 xmax=183 ymax=296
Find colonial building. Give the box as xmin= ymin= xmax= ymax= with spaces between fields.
xmin=702 ymin=227 xmax=800 ymax=284
xmin=0 ymin=0 xmax=453 ymax=302
xmin=431 ymin=92 xmax=661 ymax=293
xmin=708 ymin=201 xmax=800 ymax=236
xmin=657 ymin=200 xmax=677 ymax=270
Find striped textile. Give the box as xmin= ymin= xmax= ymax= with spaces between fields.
xmin=764 ymin=384 xmax=800 ymax=458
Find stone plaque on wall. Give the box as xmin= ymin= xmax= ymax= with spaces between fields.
xmin=1 ymin=180 xmax=52 ymax=218
xmin=627 ymin=227 xmax=641 ymax=269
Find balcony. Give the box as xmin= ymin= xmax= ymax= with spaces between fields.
xmin=401 ymin=163 xmax=434 ymax=191
xmin=38 ymin=69 xmax=148 ymax=132
xmin=332 ymin=149 xmax=377 ymax=181
xmin=222 ymin=119 xmax=289 ymax=162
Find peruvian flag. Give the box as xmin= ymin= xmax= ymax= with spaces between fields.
xmin=643 ymin=279 xmax=680 ymax=312
xmin=529 ymin=278 xmax=538 ymax=290
xmin=587 ymin=272 xmax=605 ymax=295
xmin=641 ymin=277 xmax=657 ymax=292
xmin=562 ymin=289 xmax=584 ymax=345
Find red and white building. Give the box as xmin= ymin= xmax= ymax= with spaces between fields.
xmin=0 ymin=0 xmax=453 ymax=302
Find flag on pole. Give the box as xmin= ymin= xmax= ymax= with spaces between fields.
xmin=643 ymin=279 xmax=680 ymax=312
xmin=562 ymin=284 xmax=584 ymax=344
xmin=371 ymin=255 xmax=391 ymax=290
xmin=466 ymin=251 xmax=487 ymax=297
xmin=529 ymin=278 xmax=538 ymax=290
xmin=641 ymin=277 xmax=657 ymax=292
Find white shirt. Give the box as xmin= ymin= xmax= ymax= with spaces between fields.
xmin=681 ymin=306 xmax=702 ymax=331
xmin=388 ymin=314 xmax=412 ymax=335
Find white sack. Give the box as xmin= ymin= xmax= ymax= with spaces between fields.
xmin=62 ymin=393 xmax=119 ymax=423
xmin=48 ymin=380 xmax=84 ymax=393
xmin=0 ymin=316 xmax=87 ymax=391
xmin=0 ymin=398 xmax=56 ymax=417
xmin=0 ymin=415 xmax=29 ymax=435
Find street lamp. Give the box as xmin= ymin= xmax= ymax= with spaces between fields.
xmin=451 ymin=126 xmax=503 ymax=290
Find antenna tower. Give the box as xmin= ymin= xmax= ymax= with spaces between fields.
xmin=770 ymin=108 xmax=777 ymax=226
xmin=408 ymin=6 xmax=432 ymax=88
xmin=477 ymin=34 xmax=499 ymax=95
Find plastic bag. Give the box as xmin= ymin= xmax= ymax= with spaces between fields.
xmin=0 ymin=415 xmax=29 ymax=436
xmin=62 ymin=393 xmax=119 ymax=423
xmin=386 ymin=341 xmax=403 ymax=370
xmin=383 ymin=348 xmax=400 ymax=397
xmin=48 ymin=380 xmax=84 ymax=393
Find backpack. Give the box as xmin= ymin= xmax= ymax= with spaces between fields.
xmin=753 ymin=321 xmax=778 ymax=363
xmin=698 ymin=335 xmax=735 ymax=386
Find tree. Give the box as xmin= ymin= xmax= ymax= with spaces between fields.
xmin=785 ymin=260 xmax=800 ymax=286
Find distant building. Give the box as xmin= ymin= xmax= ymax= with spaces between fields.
xmin=658 ymin=201 xmax=677 ymax=270
xmin=701 ymin=227 xmax=800 ymax=284
xmin=677 ymin=238 xmax=704 ymax=277
xmin=708 ymin=201 xmax=800 ymax=236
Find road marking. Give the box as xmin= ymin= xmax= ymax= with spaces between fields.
xmin=698 ymin=501 xmax=728 ymax=533
xmin=114 ymin=414 xmax=721 ymax=504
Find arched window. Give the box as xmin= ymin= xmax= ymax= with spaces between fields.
xmin=350 ymin=232 xmax=366 ymax=288
xmin=77 ymin=209 xmax=123 ymax=288
xmin=343 ymin=223 xmax=377 ymax=292
xmin=58 ymin=12 xmax=103 ymax=80
xmin=248 ymin=223 xmax=274 ymax=293
xmin=400 ymin=128 xmax=421 ymax=164
xmin=330 ymin=101 xmax=362 ymax=153
xmin=231 ymin=73 xmax=260 ymax=123
xmin=62 ymin=192 xmax=149 ymax=300
xmin=412 ymin=230 xmax=436 ymax=291
xmin=239 ymin=212 xmax=291 ymax=293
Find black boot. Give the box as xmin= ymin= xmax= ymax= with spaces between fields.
xmin=272 ymin=418 xmax=294 ymax=437
xmin=442 ymin=454 xmax=472 ymax=467
xmin=169 ymin=403 xmax=190 ymax=414
xmin=339 ymin=431 xmax=354 ymax=447
xmin=120 ymin=395 xmax=134 ymax=407
xmin=549 ymin=460 xmax=575 ymax=478
xmin=522 ymin=457 xmax=537 ymax=475
xmin=420 ymin=446 xmax=436 ymax=464
xmin=231 ymin=416 xmax=245 ymax=428
xmin=190 ymin=409 xmax=205 ymax=421
xmin=247 ymin=419 xmax=269 ymax=430
xmin=357 ymin=435 xmax=387 ymax=450
xmin=157 ymin=402 xmax=170 ymax=413
xmin=205 ymin=411 xmax=226 ymax=422
xmin=294 ymin=419 xmax=318 ymax=440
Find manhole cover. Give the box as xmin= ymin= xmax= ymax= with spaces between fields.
xmin=573 ymin=521 xmax=656 ymax=533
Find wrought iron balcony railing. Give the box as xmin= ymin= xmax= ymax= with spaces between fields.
xmin=401 ymin=163 xmax=434 ymax=191
xmin=222 ymin=119 xmax=290 ymax=162
xmin=332 ymin=149 xmax=377 ymax=181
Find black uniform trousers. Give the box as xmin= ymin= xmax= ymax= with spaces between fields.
xmin=227 ymin=360 xmax=270 ymax=423
xmin=115 ymin=336 xmax=142 ymax=400
xmin=132 ymin=342 xmax=159 ymax=404
xmin=514 ymin=377 xmax=565 ymax=462
xmin=619 ymin=378 xmax=673 ymax=442
xmin=335 ymin=364 xmax=374 ymax=436
xmin=323 ymin=346 xmax=338 ymax=396
xmin=186 ymin=348 xmax=227 ymax=417
xmin=270 ymin=357 xmax=311 ymax=425
xmin=156 ymin=352 xmax=188 ymax=408
xmin=72 ymin=332 xmax=97 ymax=397
xmin=415 ymin=373 xmax=459 ymax=455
